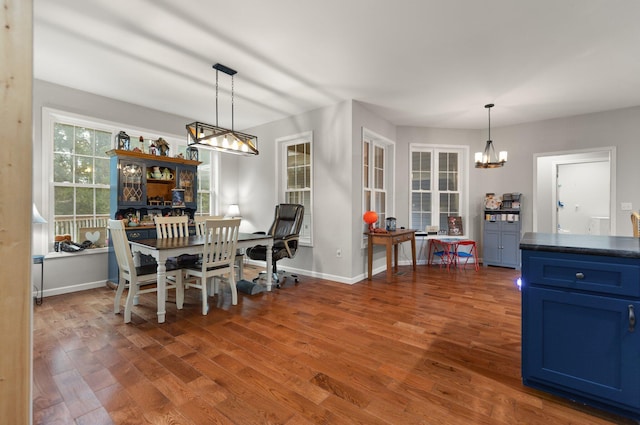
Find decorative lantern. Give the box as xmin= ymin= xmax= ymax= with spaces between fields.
xmin=186 ymin=146 xmax=199 ymax=161
xmin=116 ymin=131 xmax=130 ymax=150
xmin=363 ymin=210 xmax=378 ymax=233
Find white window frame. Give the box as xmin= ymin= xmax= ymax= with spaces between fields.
xmin=409 ymin=143 xmax=469 ymax=235
xmin=362 ymin=128 xmax=395 ymax=242
xmin=41 ymin=107 xmax=219 ymax=253
xmin=276 ymin=131 xmax=313 ymax=246
xmin=190 ymin=148 xmax=220 ymax=217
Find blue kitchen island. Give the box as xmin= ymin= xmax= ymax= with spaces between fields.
xmin=520 ymin=232 xmax=640 ymax=420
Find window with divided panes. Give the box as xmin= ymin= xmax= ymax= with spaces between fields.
xmin=410 ymin=146 xmax=465 ymax=234
xmin=280 ymin=132 xmax=312 ymax=245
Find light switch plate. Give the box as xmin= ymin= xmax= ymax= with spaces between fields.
xmin=621 ymin=202 xmax=633 ymax=211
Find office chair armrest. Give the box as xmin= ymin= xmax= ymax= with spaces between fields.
xmin=280 ymin=234 xmax=299 ymax=257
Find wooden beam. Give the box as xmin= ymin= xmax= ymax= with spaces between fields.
xmin=0 ymin=1 xmax=33 ymax=424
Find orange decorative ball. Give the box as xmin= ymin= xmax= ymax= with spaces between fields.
xmin=363 ymin=210 xmax=378 ymax=224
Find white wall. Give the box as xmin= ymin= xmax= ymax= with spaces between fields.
xmin=396 ymin=107 xmax=640 ymax=253
xmin=535 ymin=150 xmax=612 ymax=233
xmin=33 ymin=79 xmax=640 ymax=292
xmin=492 ymin=106 xmax=640 ymax=236
xmin=219 ymin=100 xmax=403 ymax=283
xmin=396 ymin=126 xmax=480 ymax=238
xmin=351 ymin=102 xmax=398 ymax=278
xmin=33 ymin=79 xmax=193 ymax=295
xmin=221 ymin=100 xmax=357 ymax=282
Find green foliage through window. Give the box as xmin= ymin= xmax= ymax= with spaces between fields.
xmin=53 ymin=122 xmax=112 ymax=241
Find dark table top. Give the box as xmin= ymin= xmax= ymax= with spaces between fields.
xmin=520 ymin=232 xmax=640 ymax=258
xmin=130 ymin=232 xmax=272 ymax=250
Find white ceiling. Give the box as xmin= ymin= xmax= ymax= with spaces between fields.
xmin=34 ymin=0 xmax=640 ymax=131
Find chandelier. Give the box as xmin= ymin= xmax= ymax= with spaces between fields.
xmin=186 ymin=63 xmax=259 ymax=156
xmin=475 ymin=103 xmax=507 ymax=168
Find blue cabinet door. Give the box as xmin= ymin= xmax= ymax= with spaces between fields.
xmin=117 ymin=159 xmax=146 ymax=206
xmin=500 ymin=230 xmax=520 ymax=268
xmin=523 ymin=285 xmax=640 ymax=409
xmin=483 ymin=228 xmax=500 ymax=265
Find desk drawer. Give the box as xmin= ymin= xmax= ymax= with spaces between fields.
xmin=523 ymin=250 xmax=640 ymax=297
xmin=392 ymin=233 xmax=413 ymax=243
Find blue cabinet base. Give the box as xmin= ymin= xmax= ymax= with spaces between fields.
xmin=521 ymin=235 xmax=640 ymax=422
xmin=523 ymin=378 xmax=640 ymax=421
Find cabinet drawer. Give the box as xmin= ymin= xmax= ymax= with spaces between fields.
xmin=484 ymin=221 xmax=500 ymax=230
xmin=523 ymin=250 xmax=640 ymax=297
xmin=501 ymin=221 xmax=520 ymax=232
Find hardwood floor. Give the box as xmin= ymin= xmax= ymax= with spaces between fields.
xmin=33 ymin=264 xmax=636 ymax=425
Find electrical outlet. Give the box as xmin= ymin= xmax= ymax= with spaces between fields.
xmin=336 ymin=248 xmax=342 ymax=258
xmin=621 ymin=202 xmax=633 ymax=211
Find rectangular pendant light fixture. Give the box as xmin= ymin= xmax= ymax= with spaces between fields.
xmin=186 ymin=121 xmax=258 ymax=156
xmin=186 ymin=63 xmax=259 ymax=156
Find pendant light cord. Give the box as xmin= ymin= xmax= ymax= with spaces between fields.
xmin=214 ymin=67 xmax=235 ymax=131
xmin=487 ymin=104 xmax=491 ymax=141
xmin=215 ymin=69 xmax=219 ymax=127
xmin=231 ymin=75 xmax=235 ymax=131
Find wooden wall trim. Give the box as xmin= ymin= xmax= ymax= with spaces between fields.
xmin=1 ymin=1 xmax=33 ymax=424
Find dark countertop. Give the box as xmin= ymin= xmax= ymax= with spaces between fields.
xmin=520 ymin=232 xmax=640 ymax=258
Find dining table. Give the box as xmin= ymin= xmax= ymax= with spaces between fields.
xmin=129 ymin=232 xmax=274 ymax=323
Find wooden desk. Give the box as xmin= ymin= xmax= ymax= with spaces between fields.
xmin=129 ymin=233 xmax=273 ymax=323
xmin=366 ymin=229 xmax=417 ymax=281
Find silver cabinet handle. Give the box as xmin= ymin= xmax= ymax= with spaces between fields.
xmin=629 ymin=305 xmax=636 ymax=333
xmin=575 ymin=272 xmax=585 ymax=279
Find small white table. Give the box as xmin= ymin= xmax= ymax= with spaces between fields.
xmin=129 ymin=233 xmax=273 ymax=323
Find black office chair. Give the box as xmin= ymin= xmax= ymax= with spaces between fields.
xmin=246 ymin=204 xmax=304 ymax=287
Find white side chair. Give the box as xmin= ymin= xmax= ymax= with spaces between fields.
xmin=183 ymin=218 xmax=241 ymax=314
xmin=194 ymin=215 xmax=224 ymax=236
xmin=154 ymin=215 xmax=189 ymax=239
xmin=108 ymin=219 xmax=184 ymax=323
xmin=195 ymin=215 xmax=244 ymax=280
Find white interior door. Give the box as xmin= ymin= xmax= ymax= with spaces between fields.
xmin=556 ymin=161 xmax=610 ymax=234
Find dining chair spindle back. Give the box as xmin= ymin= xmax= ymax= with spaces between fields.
xmin=184 ymin=218 xmax=241 ymax=314
xmin=108 ymin=219 xmax=184 ymax=323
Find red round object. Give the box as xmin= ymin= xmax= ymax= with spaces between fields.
xmin=363 ymin=210 xmax=378 ymax=224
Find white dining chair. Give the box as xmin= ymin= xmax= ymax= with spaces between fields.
xmin=154 ymin=214 xmax=193 ymax=276
xmin=195 ymin=215 xmax=245 ymax=280
xmin=194 ymin=215 xmax=224 ymax=236
xmin=183 ymin=218 xmax=241 ymax=314
xmin=108 ymin=219 xmax=184 ymax=323
xmin=154 ymin=215 xmax=189 ymax=239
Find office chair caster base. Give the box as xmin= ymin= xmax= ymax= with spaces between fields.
xmin=253 ymin=270 xmax=298 ymax=287
xmin=253 ymin=271 xmax=280 ymax=286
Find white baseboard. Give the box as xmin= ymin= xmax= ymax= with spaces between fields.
xmin=41 ymin=280 xmax=108 ymax=298
xmin=244 ymin=259 xmax=362 ymax=285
